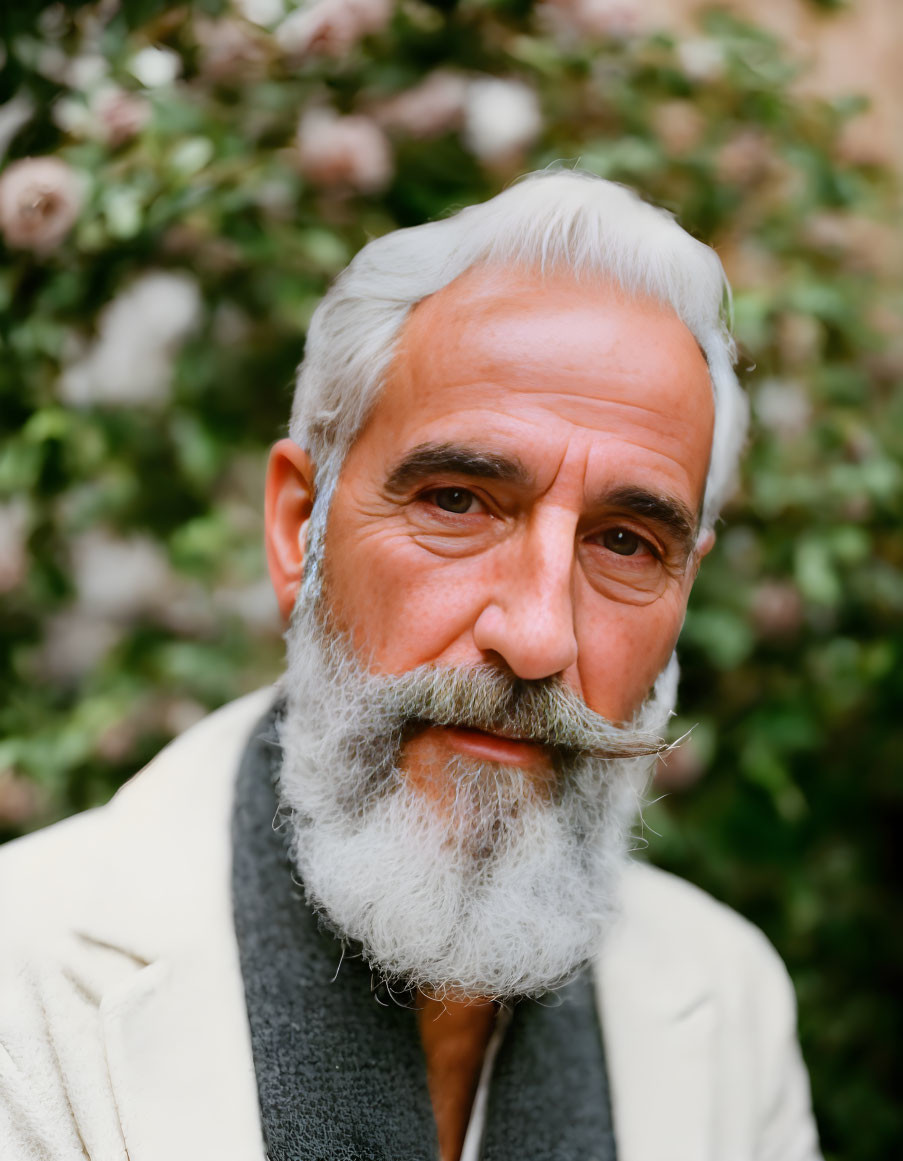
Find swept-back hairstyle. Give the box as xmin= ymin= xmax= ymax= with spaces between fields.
xmin=290 ymin=169 xmax=747 ymax=551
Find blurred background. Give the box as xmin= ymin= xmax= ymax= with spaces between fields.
xmin=0 ymin=0 xmax=900 ymax=1155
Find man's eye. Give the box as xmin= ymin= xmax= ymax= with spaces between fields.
xmin=430 ymin=487 xmax=479 ymax=514
xmin=599 ymin=528 xmax=648 ymax=557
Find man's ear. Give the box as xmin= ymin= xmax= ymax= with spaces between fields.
xmin=690 ymin=528 xmax=716 ymax=580
xmin=696 ymin=528 xmax=716 ymax=558
xmin=265 ymin=438 xmax=317 ymax=621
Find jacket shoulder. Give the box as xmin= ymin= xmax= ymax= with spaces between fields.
xmin=619 ymin=860 xmax=787 ymax=966
xmin=612 ymin=860 xmax=799 ymax=1023
xmin=600 ymin=861 xmax=821 ymax=1161
xmin=0 ymin=687 xmax=275 ymax=945
xmin=0 ymin=689 xmax=273 ymax=1161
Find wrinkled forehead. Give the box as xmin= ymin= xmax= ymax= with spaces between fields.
xmin=405 ymin=260 xmax=700 ymax=340
xmin=394 ymin=262 xmax=713 ymax=418
xmin=344 ymin=262 xmax=715 ymax=518
xmin=395 ymin=263 xmax=713 ymax=405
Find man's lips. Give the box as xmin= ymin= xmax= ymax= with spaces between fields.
xmin=435 ymin=725 xmax=549 ymax=767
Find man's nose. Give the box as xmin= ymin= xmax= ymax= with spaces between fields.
xmin=471 ymin=518 xmax=579 ymax=682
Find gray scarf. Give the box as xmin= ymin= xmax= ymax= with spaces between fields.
xmin=231 ymin=704 xmax=617 ymax=1160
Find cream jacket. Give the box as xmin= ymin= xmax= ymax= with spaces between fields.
xmin=0 ymin=689 xmax=821 ymax=1161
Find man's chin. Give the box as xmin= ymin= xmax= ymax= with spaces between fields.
xmin=394 ymin=746 xmax=560 ymax=847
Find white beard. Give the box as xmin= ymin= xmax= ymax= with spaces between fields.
xmin=277 ymin=587 xmax=679 ymax=1002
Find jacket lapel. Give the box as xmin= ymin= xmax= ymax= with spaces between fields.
xmin=99 ymin=942 xmax=265 ymax=1161
xmin=595 ymin=864 xmax=715 ymax=1161
xmin=83 ymin=691 xmax=275 ymax=1161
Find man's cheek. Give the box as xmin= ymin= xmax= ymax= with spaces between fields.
xmin=578 ymin=604 xmax=683 ymax=720
xmin=335 ymin=563 xmax=489 ymax=672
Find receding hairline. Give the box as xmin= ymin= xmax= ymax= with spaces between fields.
xmin=395 ymin=259 xmax=714 ymax=390
xmin=406 ymin=257 xmax=697 ymax=318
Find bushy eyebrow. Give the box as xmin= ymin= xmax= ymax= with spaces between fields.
xmin=597 ymin=486 xmax=698 ymax=556
xmin=384 ymin=443 xmax=699 ymax=554
xmin=384 ymin=442 xmax=531 ymax=495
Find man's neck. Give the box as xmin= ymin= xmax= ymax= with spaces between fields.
xmin=416 ymin=991 xmax=498 ymax=1161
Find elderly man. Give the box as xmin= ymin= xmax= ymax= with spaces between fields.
xmin=0 ymin=171 xmax=820 ymax=1161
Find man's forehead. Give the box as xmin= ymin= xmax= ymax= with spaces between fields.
xmin=408 ymin=261 xmax=673 ymax=328
xmin=346 ymin=259 xmax=715 ymax=522
xmin=388 ymin=266 xmax=711 ymax=423
xmin=398 ymin=263 xmax=708 ymax=394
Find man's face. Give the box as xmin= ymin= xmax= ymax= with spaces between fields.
xmin=316 ymin=266 xmax=714 ymax=798
xmin=267 ymin=265 xmax=716 ymax=997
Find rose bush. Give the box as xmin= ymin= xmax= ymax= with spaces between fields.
xmin=0 ymin=2 xmax=899 ymax=1156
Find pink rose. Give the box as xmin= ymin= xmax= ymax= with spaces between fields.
xmin=540 ymin=0 xmax=639 ymax=40
xmin=297 ymin=108 xmax=393 ymax=193
xmin=375 ymin=71 xmax=468 ymax=139
xmin=195 ymin=17 xmax=270 ymax=83
xmin=93 ymin=87 xmax=152 ymax=147
xmin=276 ymin=0 xmax=391 ymax=60
xmin=0 ymin=156 xmax=83 ymax=253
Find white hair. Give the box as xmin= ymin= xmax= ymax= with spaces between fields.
xmin=290 ymin=168 xmax=748 ymax=551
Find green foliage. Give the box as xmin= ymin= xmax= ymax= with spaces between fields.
xmin=0 ymin=3 xmax=899 ymax=1156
